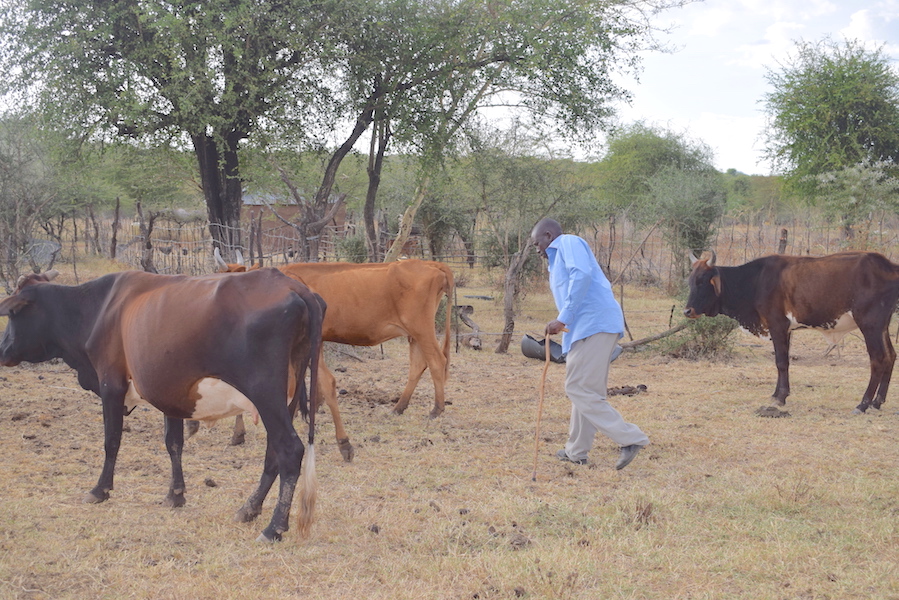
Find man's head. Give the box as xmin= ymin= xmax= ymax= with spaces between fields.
xmin=530 ymin=218 xmax=563 ymax=258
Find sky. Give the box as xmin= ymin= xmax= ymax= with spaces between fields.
xmin=612 ymin=0 xmax=899 ymax=175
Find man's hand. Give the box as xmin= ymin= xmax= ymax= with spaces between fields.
xmin=545 ymin=319 xmax=567 ymax=335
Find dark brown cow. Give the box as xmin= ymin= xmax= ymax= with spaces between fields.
xmin=0 ymin=268 xmax=324 ymax=542
xmin=684 ymin=251 xmax=899 ymax=413
xmin=205 ymin=254 xmax=454 ymax=461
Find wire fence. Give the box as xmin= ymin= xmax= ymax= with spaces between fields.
xmin=35 ymin=208 xmax=899 ymax=286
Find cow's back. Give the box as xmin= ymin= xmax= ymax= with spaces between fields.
xmin=92 ymin=269 xmax=309 ymax=412
xmin=762 ymin=253 xmax=899 ymax=324
xmin=278 ymin=260 xmax=451 ymax=345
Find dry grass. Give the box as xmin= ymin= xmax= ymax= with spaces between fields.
xmin=1 ymin=263 xmax=898 ymax=599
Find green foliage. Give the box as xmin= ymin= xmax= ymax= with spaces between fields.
xmin=814 ymin=160 xmax=899 ymax=240
xmin=658 ymin=316 xmax=738 ymax=360
xmin=336 ymin=235 xmax=368 ymax=263
xmin=592 ymin=122 xmax=716 ymax=216
xmin=646 ymin=166 xmax=727 ymax=278
xmin=763 ymin=38 xmax=899 ymax=199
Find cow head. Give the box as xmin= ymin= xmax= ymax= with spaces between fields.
xmin=213 ymin=248 xmax=260 ymax=273
xmin=683 ymin=251 xmax=722 ymax=319
xmin=0 ymin=270 xmax=60 ymax=366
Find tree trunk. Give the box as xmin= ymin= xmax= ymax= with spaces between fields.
xmin=110 ymin=197 xmax=120 ymax=260
xmin=496 ymin=245 xmax=533 ymax=354
xmin=384 ymin=176 xmax=431 ymax=263
xmin=136 ymin=201 xmax=159 ymax=274
xmin=192 ymin=132 xmax=243 ymax=258
xmin=365 ymin=118 xmax=389 ymax=262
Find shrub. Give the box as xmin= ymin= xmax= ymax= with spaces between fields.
xmin=658 ymin=315 xmax=738 ymax=360
xmin=336 ymin=235 xmax=367 ymax=263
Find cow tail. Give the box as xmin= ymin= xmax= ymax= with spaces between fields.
xmin=442 ymin=265 xmax=455 ymax=380
xmin=297 ymin=291 xmax=324 ymax=539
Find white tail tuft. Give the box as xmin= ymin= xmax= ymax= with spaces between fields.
xmin=296 ymin=444 xmax=317 ymax=539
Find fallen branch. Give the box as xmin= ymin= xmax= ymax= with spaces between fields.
xmin=620 ymin=322 xmax=689 ymax=349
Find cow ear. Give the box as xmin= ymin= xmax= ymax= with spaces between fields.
xmin=710 ymin=275 xmax=722 ymax=296
xmin=0 ymin=295 xmax=29 ymax=317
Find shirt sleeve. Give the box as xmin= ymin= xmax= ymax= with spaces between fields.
xmin=556 ymin=237 xmax=593 ymax=326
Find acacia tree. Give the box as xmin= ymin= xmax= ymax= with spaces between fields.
xmin=815 ymin=160 xmax=899 ymax=245
xmin=0 ymin=0 xmax=339 ymax=255
xmin=645 ymin=166 xmax=726 ymax=283
xmin=0 ymin=114 xmax=65 ymax=289
xmin=322 ymin=0 xmax=686 ymax=262
xmin=763 ymin=38 xmax=899 ymax=199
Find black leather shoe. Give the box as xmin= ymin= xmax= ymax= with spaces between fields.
xmin=556 ymin=448 xmax=587 ymax=465
xmin=615 ymin=444 xmax=643 ymax=470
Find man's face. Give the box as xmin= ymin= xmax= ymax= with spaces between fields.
xmin=531 ymin=228 xmax=552 ymax=259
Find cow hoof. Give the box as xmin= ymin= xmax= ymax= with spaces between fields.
xmin=229 ymin=433 xmax=246 ymax=446
xmin=392 ymin=406 xmax=407 ymax=416
xmin=81 ymin=488 xmax=109 ymax=504
xmin=770 ymin=397 xmax=787 ymax=407
xmin=255 ymin=531 xmax=282 ymax=543
xmin=338 ymin=439 xmax=354 ymax=462
xmin=164 ymin=492 xmax=186 ymax=508
xmin=428 ymin=408 xmax=444 ymax=419
xmin=852 ymin=408 xmax=864 ymax=415
xmin=185 ymin=420 xmax=200 ymax=440
xmin=235 ymin=505 xmax=261 ymax=523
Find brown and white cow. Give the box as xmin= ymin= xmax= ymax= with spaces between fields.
xmin=207 ymin=253 xmax=454 ymax=461
xmin=684 ymin=251 xmax=899 ymax=413
xmin=0 ymin=268 xmax=325 ymax=542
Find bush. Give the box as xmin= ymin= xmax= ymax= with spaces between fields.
xmin=658 ymin=315 xmax=738 ymax=360
xmin=336 ymin=235 xmax=368 ymax=263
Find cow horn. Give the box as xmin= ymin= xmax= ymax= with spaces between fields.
xmin=707 ymin=250 xmax=717 ymax=267
xmin=235 ymin=250 xmax=245 ymax=266
xmin=688 ymin=251 xmax=700 ymax=266
xmin=213 ymin=247 xmax=228 ymax=271
xmin=44 ymin=269 xmax=59 ymax=281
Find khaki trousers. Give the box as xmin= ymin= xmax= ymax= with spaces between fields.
xmin=564 ymin=332 xmax=650 ymax=461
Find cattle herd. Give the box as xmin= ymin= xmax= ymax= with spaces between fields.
xmin=0 ymin=249 xmax=896 ymax=541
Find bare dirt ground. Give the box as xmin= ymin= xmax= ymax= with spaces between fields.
xmin=0 ymin=272 xmax=897 ymax=599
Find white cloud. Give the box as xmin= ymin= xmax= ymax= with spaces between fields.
xmin=841 ymin=9 xmax=876 ymax=41
xmin=732 ymin=21 xmax=805 ymax=69
xmin=687 ymin=8 xmax=734 ymax=37
xmin=738 ymin=0 xmax=837 ymax=21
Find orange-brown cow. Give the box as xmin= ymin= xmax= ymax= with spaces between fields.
xmin=204 ymin=253 xmax=454 ymax=462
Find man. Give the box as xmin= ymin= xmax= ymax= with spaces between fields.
xmin=530 ymin=218 xmax=649 ymax=470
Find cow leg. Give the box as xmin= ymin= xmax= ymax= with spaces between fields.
xmin=318 ymin=361 xmax=354 ymax=462
xmin=770 ymin=328 xmax=792 ymax=406
xmin=872 ymin=330 xmax=896 ymax=410
xmin=259 ymin=428 xmax=303 ymax=542
xmin=163 ymin=416 xmax=187 ymax=508
xmin=230 ymin=413 xmax=247 ymax=446
xmin=393 ymin=337 xmax=428 ymax=415
xmin=235 ymin=439 xmax=279 ymax=524
xmin=855 ymin=325 xmax=896 ymax=413
xmin=395 ymin=337 xmax=448 ymax=418
xmin=85 ymin=390 xmax=126 ymax=504
xmin=248 ymin=407 xmax=304 ymax=543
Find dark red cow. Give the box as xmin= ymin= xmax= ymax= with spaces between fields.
xmin=0 ymin=268 xmax=324 ymax=542
xmin=684 ymin=251 xmax=899 ymax=413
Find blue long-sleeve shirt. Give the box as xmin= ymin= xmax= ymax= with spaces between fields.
xmin=546 ymin=234 xmax=624 ymax=354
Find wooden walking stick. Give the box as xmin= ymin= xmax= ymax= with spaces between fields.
xmin=532 ymin=330 xmax=563 ymax=481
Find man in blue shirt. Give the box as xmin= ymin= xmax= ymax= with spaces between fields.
xmin=531 ymin=218 xmax=649 ymax=470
